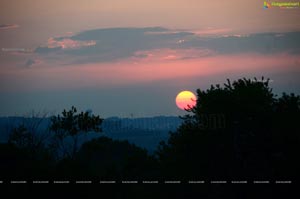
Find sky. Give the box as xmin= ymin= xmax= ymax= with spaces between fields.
xmin=0 ymin=0 xmax=300 ymax=117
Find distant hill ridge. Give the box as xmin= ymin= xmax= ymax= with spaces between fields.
xmin=0 ymin=116 xmax=183 ymax=152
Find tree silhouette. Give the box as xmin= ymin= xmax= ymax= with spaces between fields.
xmin=157 ymin=77 xmax=300 ymax=181
xmin=9 ymin=124 xmax=34 ymax=149
xmin=50 ymin=106 xmax=103 ymax=159
xmin=7 ymin=111 xmax=52 ymax=164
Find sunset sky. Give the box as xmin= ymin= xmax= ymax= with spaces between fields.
xmin=1 ymin=0 xmax=300 ymax=117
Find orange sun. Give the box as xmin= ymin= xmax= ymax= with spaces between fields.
xmin=175 ymin=90 xmax=197 ymax=110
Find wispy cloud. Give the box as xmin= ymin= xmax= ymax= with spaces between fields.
xmin=34 ymin=27 xmax=192 ymax=64
xmin=191 ymin=28 xmax=232 ymax=36
xmin=47 ymin=37 xmax=96 ymax=49
xmin=132 ymin=48 xmax=215 ymax=62
xmin=0 ymin=24 xmax=19 ymax=30
xmin=185 ymin=32 xmax=300 ymax=54
xmin=33 ymin=27 xmax=300 ymax=65
xmin=4 ymin=53 xmax=299 ymax=92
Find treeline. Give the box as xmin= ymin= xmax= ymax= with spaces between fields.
xmin=0 ymin=77 xmax=299 ymax=198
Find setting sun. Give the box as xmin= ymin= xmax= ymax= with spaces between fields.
xmin=175 ymin=91 xmax=197 ymax=110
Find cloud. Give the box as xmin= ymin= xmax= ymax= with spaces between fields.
xmin=7 ymin=53 xmax=298 ymax=92
xmin=47 ymin=37 xmax=96 ymax=49
xmin=132 ymin=48 xmax=215 ymax=62
xmin=0 ymin=24 xmax=19 ymax=30
xmin=35 ymin=46 xmax=62 ymax=53
xmin=34 ymin=27 xmax=300 ymax=65
xmin=34 ymin=27 xmax=192 ymax=64
xmin=163 ymin=55 xmax=177 ymax=60
xmin=184 ymin=32 xmax=300 ymax=54
xmin=192 ymin=28 xmax=232 ymax=35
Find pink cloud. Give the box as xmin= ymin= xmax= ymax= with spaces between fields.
xmin=1 ymin=49 xmax=299 ymax=92
xmin=132 ymin=48 xmax=215 ymax=62
xmin=192 ymin=28 xmax=232 ymax=36
xmin=163 ymin=55 xmax=177 ymax=60
xmin=47 ymin=37 xmax=96 ymax=49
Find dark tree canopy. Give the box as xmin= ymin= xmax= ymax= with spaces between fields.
xmin=50 ymin=106 xmax=103 ymax=136
xmin=157 ymin=77 xmax=300 ymax=180
xmin=50 ymin=106 xmax=103 ymax=159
